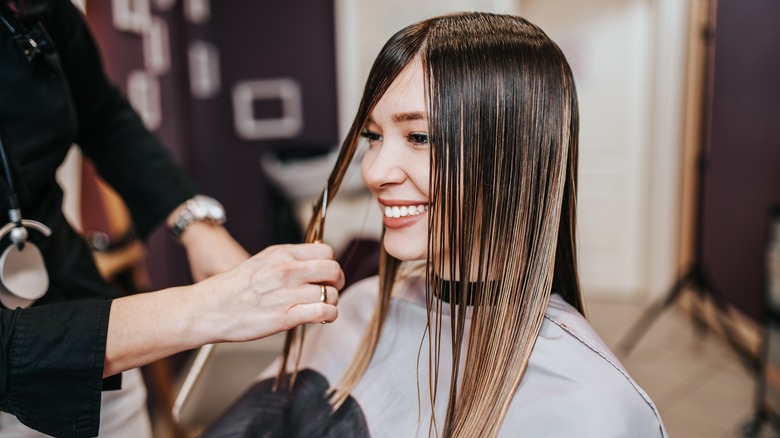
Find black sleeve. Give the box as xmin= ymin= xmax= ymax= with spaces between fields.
xmin=41 ymin=0 xmax=198 ymax=238
xmin=0 ymin=300 xmax=112 ymax=438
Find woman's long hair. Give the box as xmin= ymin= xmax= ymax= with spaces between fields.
xmin=277 ymin=12 xmax=582 ymax=437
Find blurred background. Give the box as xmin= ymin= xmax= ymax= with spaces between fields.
xmin=58 ymin=0 xmax=780 ymax=436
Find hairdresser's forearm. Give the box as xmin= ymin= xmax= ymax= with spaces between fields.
xmin=103 ymin=282 xmax=213 ymax=377
xmin=103 ymin=242 xmax=343 ymax=377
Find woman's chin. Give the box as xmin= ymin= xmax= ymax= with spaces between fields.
xmin=383 ymin=240 xmax=427 ymax=262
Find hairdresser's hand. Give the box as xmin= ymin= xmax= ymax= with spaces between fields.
xmin=104 ymin=243 xmax=342 ymax=376
xmin=180 ymin=222 xmax=250 ymax=282
xmin=193 ymin=243 xmax=343 ymax=343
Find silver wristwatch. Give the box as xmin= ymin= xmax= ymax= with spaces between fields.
xmin=168 ymin=195 xmax=227 ymax=239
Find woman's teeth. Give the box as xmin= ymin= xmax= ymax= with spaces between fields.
xmin=384 ymin=204 xmax=429 ymax=218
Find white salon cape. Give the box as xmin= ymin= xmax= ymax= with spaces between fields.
xmin=212 ymin=275 xmax=668 ymax=438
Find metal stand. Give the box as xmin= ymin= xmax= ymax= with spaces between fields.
xmin=616 ymin=258 xmax=759 ymax=371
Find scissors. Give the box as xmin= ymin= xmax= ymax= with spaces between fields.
xmin=312 ymin=186 xmax=328 ymax=244
xmin=312 ymin=187 xmax=329 ymax=310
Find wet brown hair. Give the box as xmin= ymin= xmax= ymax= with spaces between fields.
xmin=278 ymin=12 xmax=582 ymax=437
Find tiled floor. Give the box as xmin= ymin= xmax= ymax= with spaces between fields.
xmin=586 ymin=296 xmax=767 ymax=438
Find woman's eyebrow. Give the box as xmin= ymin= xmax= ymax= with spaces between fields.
xmin=392 ymin=111 xmax=427 ymax=123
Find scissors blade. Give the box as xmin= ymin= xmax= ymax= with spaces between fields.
xmin=312 ymin=187 xmax=328 ymax=243
xmin=320 ymin=187 xmax=328 ymax=221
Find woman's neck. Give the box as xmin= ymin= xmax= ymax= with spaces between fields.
xmin=434 ymin=277 xmax=495 ymax=305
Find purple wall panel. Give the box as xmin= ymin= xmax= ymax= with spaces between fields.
xmin=86 ymin=1 xmax=338 ymax=289
xmin=183 ymin=0 xmax=338 ymax=261
xmin=702 ymin=0 xmax=780 ymax=321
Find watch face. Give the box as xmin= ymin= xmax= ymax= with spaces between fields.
xmin=192 ymin=195 xmax=226 ymax=223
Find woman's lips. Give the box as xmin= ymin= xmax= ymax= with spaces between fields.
xmin=379 ymin=201 xmax=428 ymax=229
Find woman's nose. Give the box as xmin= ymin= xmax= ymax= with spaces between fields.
xmin=362 ymin=142 xmax=407 ymax=190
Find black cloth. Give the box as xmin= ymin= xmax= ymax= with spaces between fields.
xmin=0 ymin=0 xmax=197 ymax=435
xmin=202 ymin=370 xmax=370 ymax=438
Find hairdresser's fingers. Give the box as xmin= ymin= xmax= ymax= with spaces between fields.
xmin=281 ymin=259 xmax=345 ymax=290
xmin=287 ymin=302 xmax=339 ymax=326
xmin=319 ymin=285 xmax=339 ymax=306
xmin=247 ymin=244 xmax=343 ymax=289
xmin=261 ymin=243 xmax=335 ymax=262
xmin=236 ymin=257 xmax=343 ymax=296
xmin=278 ymin=284 xmax=339 ymax=308
xmin=312 ymin=284 xmax=339 ymax=306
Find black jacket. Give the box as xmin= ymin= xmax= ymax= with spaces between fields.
xmin=0 ymin=0 xmax=196 ymax=435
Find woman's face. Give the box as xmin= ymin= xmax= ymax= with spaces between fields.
xmin=361 ymin=60 xmax=430 ymax=261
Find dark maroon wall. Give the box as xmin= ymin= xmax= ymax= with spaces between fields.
xmin=182 ymin=0 xmax=339 ymax=260
xmin=701 ymin=0 xmax=780 ymax=321
xmin=85 ymin=2 xmax=338 ymax=289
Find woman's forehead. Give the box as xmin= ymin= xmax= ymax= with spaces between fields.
xmin=369 ymin=59 xmax=427 ymax=122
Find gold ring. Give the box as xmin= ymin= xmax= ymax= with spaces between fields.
xmin=320 ymin=285 xmax=328 ymax=324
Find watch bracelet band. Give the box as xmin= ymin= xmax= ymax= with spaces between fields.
xmin=170 ymin=205 xmax=195 ymax=238
xmin=168 ymin=196 xmax=226 ymax=239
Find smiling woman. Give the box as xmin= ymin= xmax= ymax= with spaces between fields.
xmin=360 ymin=59 xmax=430 ymax=261
xmin=203 ymin=12 xmax=668 ymax=438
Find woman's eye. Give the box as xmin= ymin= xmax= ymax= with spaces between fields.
xmin=407 ymin=132 xmax=429 ymax=146
xmin=360 ymin=131 xmax=382 ymax=144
